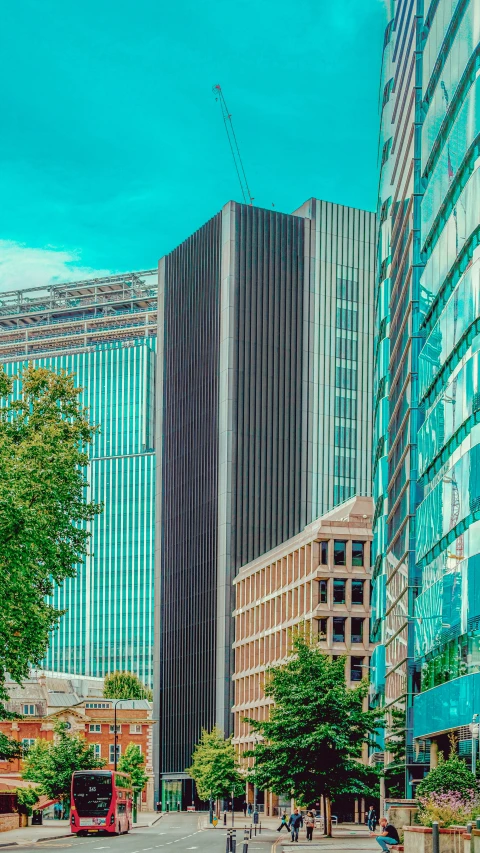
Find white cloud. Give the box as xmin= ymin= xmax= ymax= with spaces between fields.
xmin=0 ymin=240 xmax=113 ymax=292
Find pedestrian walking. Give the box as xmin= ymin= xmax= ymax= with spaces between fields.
xmin=288 ymin=808 xmax=303 ymax=842
xmin=242 ymin=801 xmax=247 ymax=816
xmin=367 ymin=805 xmax=377 ymax=831
xmin=247 ymin=802 xmax=252 ymax=816
xmin=370 ymin=818 xmax=400 ymax=852
xmin=305 ymin=811 xmax=315 ymax=841
xmin=277 ymin=812 xmax=289 ymax=832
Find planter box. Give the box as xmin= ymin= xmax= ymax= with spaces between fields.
xmin=403 ymin=826 xmax=467 ymax=853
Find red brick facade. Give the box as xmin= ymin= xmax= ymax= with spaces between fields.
xmin=0 ymin=702 xmax=155 ymax=809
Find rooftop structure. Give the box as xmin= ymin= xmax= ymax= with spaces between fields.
xmin=0 ymin=270 xmax=157 ymax=361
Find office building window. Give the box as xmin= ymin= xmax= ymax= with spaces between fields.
xmin=109 ymin=744 xmax=121 ymax=764
xmin=333 ymin=579 xmax=346 ymax=604
xmin=130 ymin=724 xmax=142 ymax=734
xmin=351 ymin=618 xmax=364 ymax=644
xmin=318 ymin=618 xmax=328 ymax=638
xmin=89 ymin=724 xmax=101 ymax=733
xmin=332 ymin=617 xmax=346 ymax=642
xmin=352 ymin=541 xmax=364 ymax=566
xmin=319 ymin=579 xmax=328 ymax=604
xmin=94 ymin=744 xmax=101 ymax=759
xmin=351 ymin=580 xmax=364 ymax=605
xmin=334 ymin=541 xmax=347 ymax=565
xmin=320 ymin=541 xmax=328 ymax=565
xmin=23 ymin=705 xmax=35 ymax=716
xmin=86 ymin=703 xmax=111 ymax=709
xmin=351 ymin=656 xmax=364 ymax=681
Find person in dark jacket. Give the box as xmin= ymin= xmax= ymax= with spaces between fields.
xmin=288 ymin=808 xmax=303 ymax=842
xmin=367 ymin=805 xmax=377 ymax=831
xmin=242 ymin=801 xmax=248 ymax=816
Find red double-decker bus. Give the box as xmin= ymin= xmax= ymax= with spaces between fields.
xmin=70 ymin=770 xmax=133 ymax=835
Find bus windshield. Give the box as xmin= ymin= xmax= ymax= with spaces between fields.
xmin=72 ymin=773 xmax=113 ymax=817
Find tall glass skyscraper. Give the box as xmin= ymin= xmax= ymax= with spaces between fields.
xmin=155 ymin=199 xmax=375 ymax=805
xmin=413 ymin=0 xmax=480 ymax=763
xmin=0 ymin=272 xmax=157 ymax=687
xmin=372 ymin=0 xmax=480 ymax=792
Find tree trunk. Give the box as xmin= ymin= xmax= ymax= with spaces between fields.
xmin=322 ymin=796 xmax=327 ymax=836
xmin=325 ymin=796 xmax=332 ymax=838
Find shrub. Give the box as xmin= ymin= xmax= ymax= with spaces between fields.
xmin=416 ymin=750 xmax=479 ymax=801
xmin=418 ymin=790 xmax=480 ymax=827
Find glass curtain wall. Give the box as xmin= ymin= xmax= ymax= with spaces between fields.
xmin=413 ymin=0 xmax=480 ymax=746
xmin=372 ymin=0 xmax=425 ymax=795
xmin=3 ymin=339 xmax=156 ymax=687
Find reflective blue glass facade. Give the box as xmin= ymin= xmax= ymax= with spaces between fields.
xmin=413 ymin=0 xmax=480 ymax=741
xmin=372 ymin=0 xmax=424 ymax=793
xmin=0 ymin=273 xmax=157 ymax=687
xmin=374 ymin=0 xmax=480 ymax=775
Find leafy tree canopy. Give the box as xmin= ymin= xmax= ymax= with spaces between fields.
xmin=22 ymin=721 xmax=105 ymax=803
xmin=245 ymin=634 xmax=383 ymax=806
xmin=0 ymin=366 xmax=101 ymax=713
xmin=103 ymin=672 xmax=152 ymax=701
xmin=15 ymin=786 xmax=39 ymax=815
xmin=118 ymin=743 xmax=149 ymax=798
xmin=186 ymin=727 xmax=244 ymax=801
xmin=0 ymin=732 xmax=23 ymax=762
xmin=416 ymin=748 xmax=479 ymax=801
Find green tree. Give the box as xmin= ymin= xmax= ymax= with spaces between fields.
xmin=245 ymin=634 xmax=382 ymax=835
xmin=103 ymin=672 xmax=153 ymax=701
xmin=118 ymin=743 xmax=149 ymax=822
xmin=0 ymin=732 xmax=23 ymax=762
xmin=15 ymin=787 xmax=39 ymax=816
xmin=384 ymin=706 xmax=406 ymax=798
xmin=0 ymin=366 xmax=101 ymax=713
xmin=187 ymin=727 xmax=244 ymax=815
xmin=22 ymin=722 xmax=105 ymax=812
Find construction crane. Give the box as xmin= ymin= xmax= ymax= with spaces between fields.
xmin=212 ymin=84 xmax=254 ymax=205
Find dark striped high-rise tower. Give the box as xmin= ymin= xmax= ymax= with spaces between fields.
xmin=154 ymin=199 xmax=376 ymax=806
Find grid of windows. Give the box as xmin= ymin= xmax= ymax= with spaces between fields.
xmin=3 ymin=339 xmax=156 ymax=688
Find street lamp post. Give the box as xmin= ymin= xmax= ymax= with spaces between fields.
xmin=472 ymin=714 xmax=478 ymax=777
xmin=113 ymin=699 xmax=122 ymax=771
xmin=113 ymin=697 xmax=144 ymax=771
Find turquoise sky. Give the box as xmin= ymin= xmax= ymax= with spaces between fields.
xmin=0 ymin=0 xmax=385 ymax=288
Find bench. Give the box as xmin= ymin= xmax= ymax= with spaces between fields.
xmin=390 ymin=846 xmax=404 ymax=851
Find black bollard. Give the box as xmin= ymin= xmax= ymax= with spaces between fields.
xmin=249 ymin=825 xmax=252 ymax=839
xmin=259 ymin=823 xmax=261 ymax=835
xmin=242 ymin=828 xmax=249 ymax=853
xmin=232 ymin=831 xmax=236 ymax=853
xmin=432 ymin=821 xmax=439 ymax=853
xmin=224 ymin=812 xmax=227 ymax=826
xmin=226 ymin=830 xmax=231 ymax=853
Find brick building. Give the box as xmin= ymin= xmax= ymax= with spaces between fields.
xmin=0 ymin=674 xmax=155 ymax=810
xmin=232 ymin=495 xmax=374 ymax=817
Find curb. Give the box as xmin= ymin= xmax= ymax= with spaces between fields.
xmin=0 ymin=833 xmax=71 ymax=848
xmin=271 ymin=835 xmax=284 ymax=853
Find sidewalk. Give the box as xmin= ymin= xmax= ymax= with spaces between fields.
xmin=0 ymin=812 xmax=164 ymax=846
xmin=274 ymin=822 xmax=377 ymax=851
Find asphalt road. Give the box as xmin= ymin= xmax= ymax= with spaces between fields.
xmin=4 ymin=813 xmax=273 ymax=853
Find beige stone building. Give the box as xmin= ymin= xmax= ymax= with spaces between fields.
xmin=232 ymin=495 xmax=374 ymax=813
